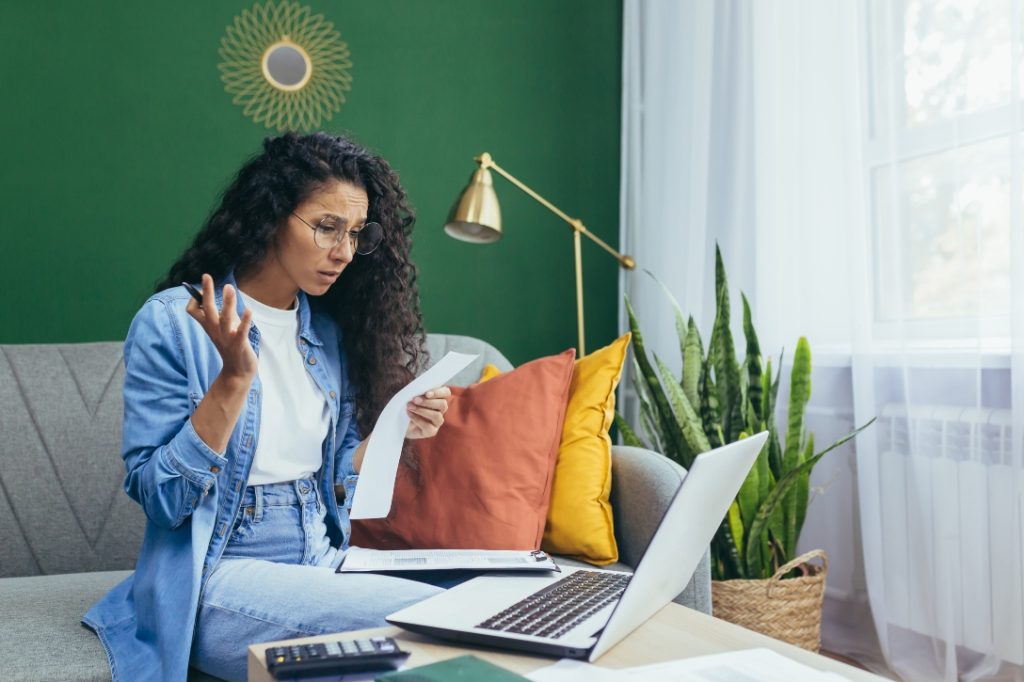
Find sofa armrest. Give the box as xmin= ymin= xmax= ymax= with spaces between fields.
xmin=609 ymin=445 xmax=712 ymax=614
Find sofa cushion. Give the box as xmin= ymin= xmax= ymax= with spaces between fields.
xmin=0 ymin=343 xmax=145 ymax=578
xmin=0 ymin=571 xmax=127 ymax=681
xmin=0 ymin=571 xmax=224 ymax=681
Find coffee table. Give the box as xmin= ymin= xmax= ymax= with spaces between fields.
xmin=248 ymin=601 xmax=886 ymax=680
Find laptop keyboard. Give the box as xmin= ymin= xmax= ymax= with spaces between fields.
xmin=476 ymin=570 xmax=631 ymax=640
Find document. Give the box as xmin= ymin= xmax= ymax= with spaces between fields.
xmin=527 ymin=649 xmax=852 ymax=681
xmin=525 ymin=660 xmax=622 ymax=682
xmin=338 ymin=548 xmax=560 ymax=573
xmin=621 ymin=649 xmax=851 ymax=681
xmin=349 ymin=351 xmax=478 ymax=520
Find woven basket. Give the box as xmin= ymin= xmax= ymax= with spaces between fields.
xmin=711 ymin=549 xmax=828 ymax=652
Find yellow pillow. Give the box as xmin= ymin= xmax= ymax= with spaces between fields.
xmin=478 ymin=332 xmax=631 ymax=565
xmin=478 ymin=362 xmax=503 ymax=383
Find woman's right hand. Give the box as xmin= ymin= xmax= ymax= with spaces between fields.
xmin=185 ymin=273 xmax=257 ymax=380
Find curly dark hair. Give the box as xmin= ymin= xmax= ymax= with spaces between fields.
xmin=155 ymin=131 xmax=426 ymax=444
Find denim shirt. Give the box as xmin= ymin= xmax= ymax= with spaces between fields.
xmin=82 ymin=272 xmax=362 ymax=681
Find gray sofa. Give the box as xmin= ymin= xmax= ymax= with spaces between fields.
xmin=0 ymin=334 xmax=710 ymax=681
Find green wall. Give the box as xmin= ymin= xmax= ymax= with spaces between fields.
xmin=0 ymin=1 xmax=622 ymax=366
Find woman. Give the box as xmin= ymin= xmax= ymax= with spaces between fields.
xmin=83 ymin=132 xmax=452 ymax=681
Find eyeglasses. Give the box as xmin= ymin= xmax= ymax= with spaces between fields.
xmin=291 ymin=212 xmax=383 ymax=255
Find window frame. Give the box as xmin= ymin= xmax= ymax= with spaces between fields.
xmin=861 ymin=0 xmax=1017 ymax=344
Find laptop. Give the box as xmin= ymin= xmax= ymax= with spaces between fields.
xmin=386 ymin=432 xmax=768 ymax=661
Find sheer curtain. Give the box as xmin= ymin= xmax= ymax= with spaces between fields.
xmin=619 ymin=0 xmax=755 ymax=378
xmin=620 ymin=1 xmax=1024 ymax=680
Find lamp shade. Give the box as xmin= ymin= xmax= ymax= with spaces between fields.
xmin=444 ymin=167 xmax=502 ymax=243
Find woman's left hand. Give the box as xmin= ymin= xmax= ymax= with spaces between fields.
xmin=405 ymin=386 xmax=452 ymax=439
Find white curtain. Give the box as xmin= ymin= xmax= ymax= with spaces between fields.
xmin=620 ymin=1 xmax=1024 ymax=680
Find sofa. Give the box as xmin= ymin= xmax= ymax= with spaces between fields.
xmin=0 ymin=333 xmax=711 ymax=681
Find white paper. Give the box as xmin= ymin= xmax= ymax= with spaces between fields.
xmin=348 ymin=351 xmax=478 ymax=520
xmin=527 ymin=659 xmax=625 ymax=681
xmin=339 ymin=547 xmax=559 ymax=572
xmin=622 ymin=649 xmax=850 ymax=681
xmin=527 ymin=650 xmax=851 ymax=682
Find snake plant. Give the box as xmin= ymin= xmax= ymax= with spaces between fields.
xmin=616 ymin=245 xmax=874 ymax=580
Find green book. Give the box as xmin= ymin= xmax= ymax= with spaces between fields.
xmin=375 ymin=654 xmax=531 ymax=682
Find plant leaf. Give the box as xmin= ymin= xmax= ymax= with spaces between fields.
xmin=630 ymin=353 xmax=653 ymax=405
xmin=765 ymin=474 xmax=785 ymax=576
xmin=783 ymin=439 xmax=809 ymax=555
xmin=771 ymin=347 xmax=785 ymax=411
xmin=614 ymin=413 xmax=644 ymax=448
xmin=683 ymin=316 xmax=703 ymax=409
xmin=782 ymin=338 xmax=812 ymax=553
xmin=795 ymin=432 xmax=814 ymax=541
xmin=742 ymin=293 xmax=763 ymax=429
xmin=632 ymin=362 xmax=663 ymax=454
xmin=784 ymin=338 xmax=813 ymax=471
xmin=756 ymin=432 xmax=772 ymax=507
xmin=767 ymin=532 xmax=786 ymax=575
xmin=768 ymin=422 xmax=784 ymax=481
xmin=745 ymin=418 xmax=876 ymax=572
xmin=713 ymin=518 xmax=745 ymax=580
xmin=700 ymin=347 xmax=722 ymax=449
xmin=632 ymin=361 xmax=664 ymax=454
xmin=655 ymin=354 xmax=711 ymax=460
xmin=643 ymin=269 xmax=689 ymax=370
xmin=734 ymin=434 xmax=761 ymax=576
xmin=727 ymin=501 xmax=745 ymax=567
xmin=639 ymin=398 xmax=664 ymax=455
xmin=711 ymin=246 xmax=744 ymax=443
xmin=761 ymin=355 xmax=774 ymax=426
xmin=765 ymin=426 xmax=785 ymax=564
xmin=625 ymin=296 xmax=690 ymax=463
xmin=747 ymin=449 xmax=824 ymax=574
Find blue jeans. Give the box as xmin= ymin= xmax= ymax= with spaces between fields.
xmin=189 ymin=479 xmax=444 ymax=682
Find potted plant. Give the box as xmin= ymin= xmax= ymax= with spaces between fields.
xmin=616 ymin=245 xmax=874 ymax=651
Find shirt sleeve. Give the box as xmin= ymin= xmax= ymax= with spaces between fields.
xmin=120 ymin=299 xmax=228 ymax=529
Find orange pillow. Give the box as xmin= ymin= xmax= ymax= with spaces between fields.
xmin=350 ymin=348 xmax=576 ymax=550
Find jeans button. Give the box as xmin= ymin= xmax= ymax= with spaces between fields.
xmin=299 ymin=484 xmax=309 ymax=494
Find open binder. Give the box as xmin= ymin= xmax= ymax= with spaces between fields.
xmin=337 ymin=547 xmax=560 ymax=573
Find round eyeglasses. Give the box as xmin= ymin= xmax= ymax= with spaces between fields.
xmin=291 ymin=212 xmax=383 ymax=255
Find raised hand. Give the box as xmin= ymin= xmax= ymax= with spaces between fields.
xmin=185 ymin=274 xmax=257 ymax=381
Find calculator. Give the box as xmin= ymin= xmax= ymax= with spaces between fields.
xmin=265 ymin=635 xmax=410 ymax=679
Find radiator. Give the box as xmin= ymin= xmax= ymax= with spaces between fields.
xmin=877 ymin=404 xmax=1024 ymax=664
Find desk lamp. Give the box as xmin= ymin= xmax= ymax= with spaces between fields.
xmin=444 ymin=152 xmax=636 ymax=356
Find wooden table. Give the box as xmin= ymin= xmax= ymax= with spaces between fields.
xmin=248 ymin=602 xmax=885 ymax=680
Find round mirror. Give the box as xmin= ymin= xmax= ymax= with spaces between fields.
xmin=261 ymin=40 xmax=312 ymax=91
xmin=220 ymin=0 xmax=353 ymax=131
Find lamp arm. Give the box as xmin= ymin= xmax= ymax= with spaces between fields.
xmin=478 ymin=154 xmax=636 ymax=270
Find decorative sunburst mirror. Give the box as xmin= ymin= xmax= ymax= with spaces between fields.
xmin=218 ymin=0 xmax=353 ymax=131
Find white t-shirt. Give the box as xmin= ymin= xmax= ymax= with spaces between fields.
xmin=238 ymin=289 xmax=330 ymax=486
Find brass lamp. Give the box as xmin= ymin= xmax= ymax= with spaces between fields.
xmin=444 ymin=152 xmax=636 ymax=356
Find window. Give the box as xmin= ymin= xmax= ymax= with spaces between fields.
xmin=864 ymin=0 xmax=1016 ymax=342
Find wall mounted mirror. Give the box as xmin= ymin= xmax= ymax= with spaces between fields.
xmin=219 ymin=0 xmax=352 ymax=130
xmin=262 ymin=40 xmax=311 ymax=91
